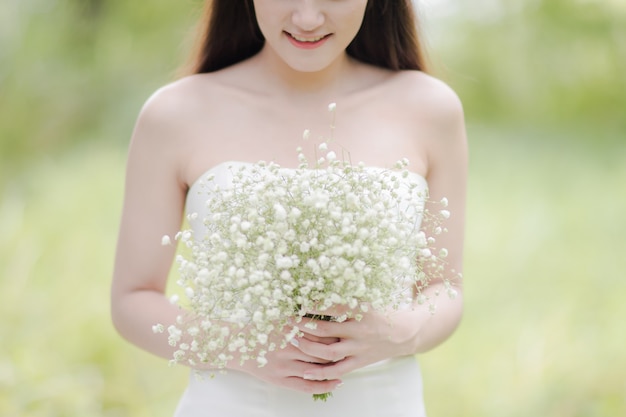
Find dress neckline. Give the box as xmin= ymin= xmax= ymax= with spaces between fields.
xmin=188 ymin=160 xmax=427 ymax=193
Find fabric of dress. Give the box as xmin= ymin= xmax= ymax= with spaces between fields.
xmin=175 ymin=161 xmax=429 ymax=417
xmin=174 ymin=356 xmax=426 ymax=417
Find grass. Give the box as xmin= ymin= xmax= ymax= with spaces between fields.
xmin=0 ymin=126 xmax=624 ymax=416
xmin=422 ymin=125 xmax=626 ymax=416
xmin=0 ymin=143 xmax=186 ymax=417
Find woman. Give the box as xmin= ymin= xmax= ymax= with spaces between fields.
xmin=111 ymin=0 xmax=467 ymax=415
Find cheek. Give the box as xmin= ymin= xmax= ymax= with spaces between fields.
xmin=252 ymin=1 xmax=280 ymax=36
xmin=341 ymin=2 xmax=368 ymax=34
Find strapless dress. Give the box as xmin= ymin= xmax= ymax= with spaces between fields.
xmin=174 ymin=161 xmax=429 ymax=417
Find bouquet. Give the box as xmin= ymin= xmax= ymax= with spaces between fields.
xmin=155 ymin=104 xmax=456 ymax=401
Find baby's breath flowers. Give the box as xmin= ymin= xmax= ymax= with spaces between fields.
xmin=155 ymin=105 xmax=458 ymax=401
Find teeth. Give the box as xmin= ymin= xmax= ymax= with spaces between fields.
xmin=291 ymin=34 xmax=325 ymax=42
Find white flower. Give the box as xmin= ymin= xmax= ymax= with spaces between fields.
xmin=304 ymin=321 xmax=318 ymax=330
xmin=275 ymin=256 xmax=294 ymax=269
xmin=273 ymin=203 xmax=287 ymax=220
xmin=318 ymin=256 xmax=330 ymax=270
xmin=252 ymin=311 xmax=264 ymax=323
xmin=289 ymin=207 xmax=302 ymax=219
xmin=300 ymin=242 xmax=311 ymax=253
xmin=167 ymin=325 xmax=182 ymax=342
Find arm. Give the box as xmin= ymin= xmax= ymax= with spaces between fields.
xmin=295 ymin=77 xmax=468 ymax=379
xmin=404 ymin=75 xmax=468 ymax=353
xmin=110 ymin=84 xmax=343 ymax=395
xmin=110 ymin=88 xmax=190 ymax=361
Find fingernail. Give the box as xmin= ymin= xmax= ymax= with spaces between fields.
xmin=336 ymin=382 xmax=344 ymax=389
xmin=303 ymin=373 xmax=315 ymax=380
xmin=289 ymin=338 xmax=299 ymax=347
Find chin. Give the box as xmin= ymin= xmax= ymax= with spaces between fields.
xmin=264 ymin=43 xmax=344 ymax=74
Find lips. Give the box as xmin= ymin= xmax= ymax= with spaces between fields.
xmin=290 ymin=33 xmax=327 ymax=42
xmin=284 ymin=31 xmax=332 ymax=49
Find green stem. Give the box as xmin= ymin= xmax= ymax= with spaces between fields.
xmin=312 ymin=392 xmax=333 ymax=402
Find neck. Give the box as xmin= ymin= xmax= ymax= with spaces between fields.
xmin=252 ymin=45 xmax=356 ymax=99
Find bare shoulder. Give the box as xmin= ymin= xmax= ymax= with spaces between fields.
xmin=393 ymin=71 xmax=464 ymax=127
xmin=386 ymin=71 xmax=468 ymax=177
xmin=386 ymin=70 xmax=467 ymax=159
xmin=134 ymin=74 xmax=222 ymax=134
xmin=128 ymin=73 xmax=235 ymax=168
xmin=124 ymin=74 xmax=227 ymax=188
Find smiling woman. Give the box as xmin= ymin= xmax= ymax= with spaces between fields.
xmin=185 ymin=0 xmax=429 ymax=73
xmin=110 ymin=0 xmax=468 ymax=416
xmin=253 ymin=0 xmax=367 ymax=71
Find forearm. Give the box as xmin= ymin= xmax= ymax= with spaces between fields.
xmin=111 ymin=289 xmax=182 ymax=361
xmin=391 ymin=282 xmax=464 ymax=356
xmin=111 ymin=290 xmax=304 ymax=371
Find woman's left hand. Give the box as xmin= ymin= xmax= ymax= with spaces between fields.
xmin=295 ymin=307 xmax=424 ymax=381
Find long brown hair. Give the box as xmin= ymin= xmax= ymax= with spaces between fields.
xmin=184 ymin=0 xmax=429 ymax=75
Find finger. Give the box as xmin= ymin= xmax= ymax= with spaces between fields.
xmin=285 ymin=376 xmax=343 ymax=395
xmin=287 ymin=356 xmax=345 ymax=377
xmin=285 ymin=341 xmax=334 ymax=364
xmin=305 ymin=305 xmax=351 ymax=318
xmin=296 ymin=336 xmax=350 ymax=363
xmin=299 ymin=317 xmax=347 ymax=338
xmin=300 ymin=333 xmax=340 ymax=344
xmin=302 ymin=357 xmax=357 ymax=382
xmin=285 ymin=320 xmax=340 ymax=344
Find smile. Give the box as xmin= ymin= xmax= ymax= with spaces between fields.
xmin=285 ymin=32 xmax=331 ymax=49
xmin=290 ymin=34 xmax=326 ymax=42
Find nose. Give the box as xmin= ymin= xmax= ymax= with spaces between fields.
xmin=292 ymin=0 xmax=325 ymax=31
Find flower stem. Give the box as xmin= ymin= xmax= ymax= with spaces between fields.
xmin=313 ymin=392 xmax=333 ymax=402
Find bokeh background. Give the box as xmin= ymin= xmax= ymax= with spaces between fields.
xmin=1 ymin=0 xmax=624 ymax=415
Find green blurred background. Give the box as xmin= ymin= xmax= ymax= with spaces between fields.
xmin=1 ymin=0 xmax=624 ymax=415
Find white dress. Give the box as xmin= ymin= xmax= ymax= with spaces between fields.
xmin=175 ymin=162 xmax=429 ymax=417
xmin=174 ymin=356 xmax=426 ymax=417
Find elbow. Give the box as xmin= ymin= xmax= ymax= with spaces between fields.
xmin=109 ymin=283 xmax=138 ymax=340
xmin=450 ymin=289 xmax=464 ymax=330
xmin=110 ymin=289 xmax=127 ymax=338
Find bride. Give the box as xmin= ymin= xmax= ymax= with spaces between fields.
xmin=111 ymin=0 xmax=467 ymax=415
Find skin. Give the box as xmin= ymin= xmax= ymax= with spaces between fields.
xmin=111 ymin=0 xmax=467 ymax=396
